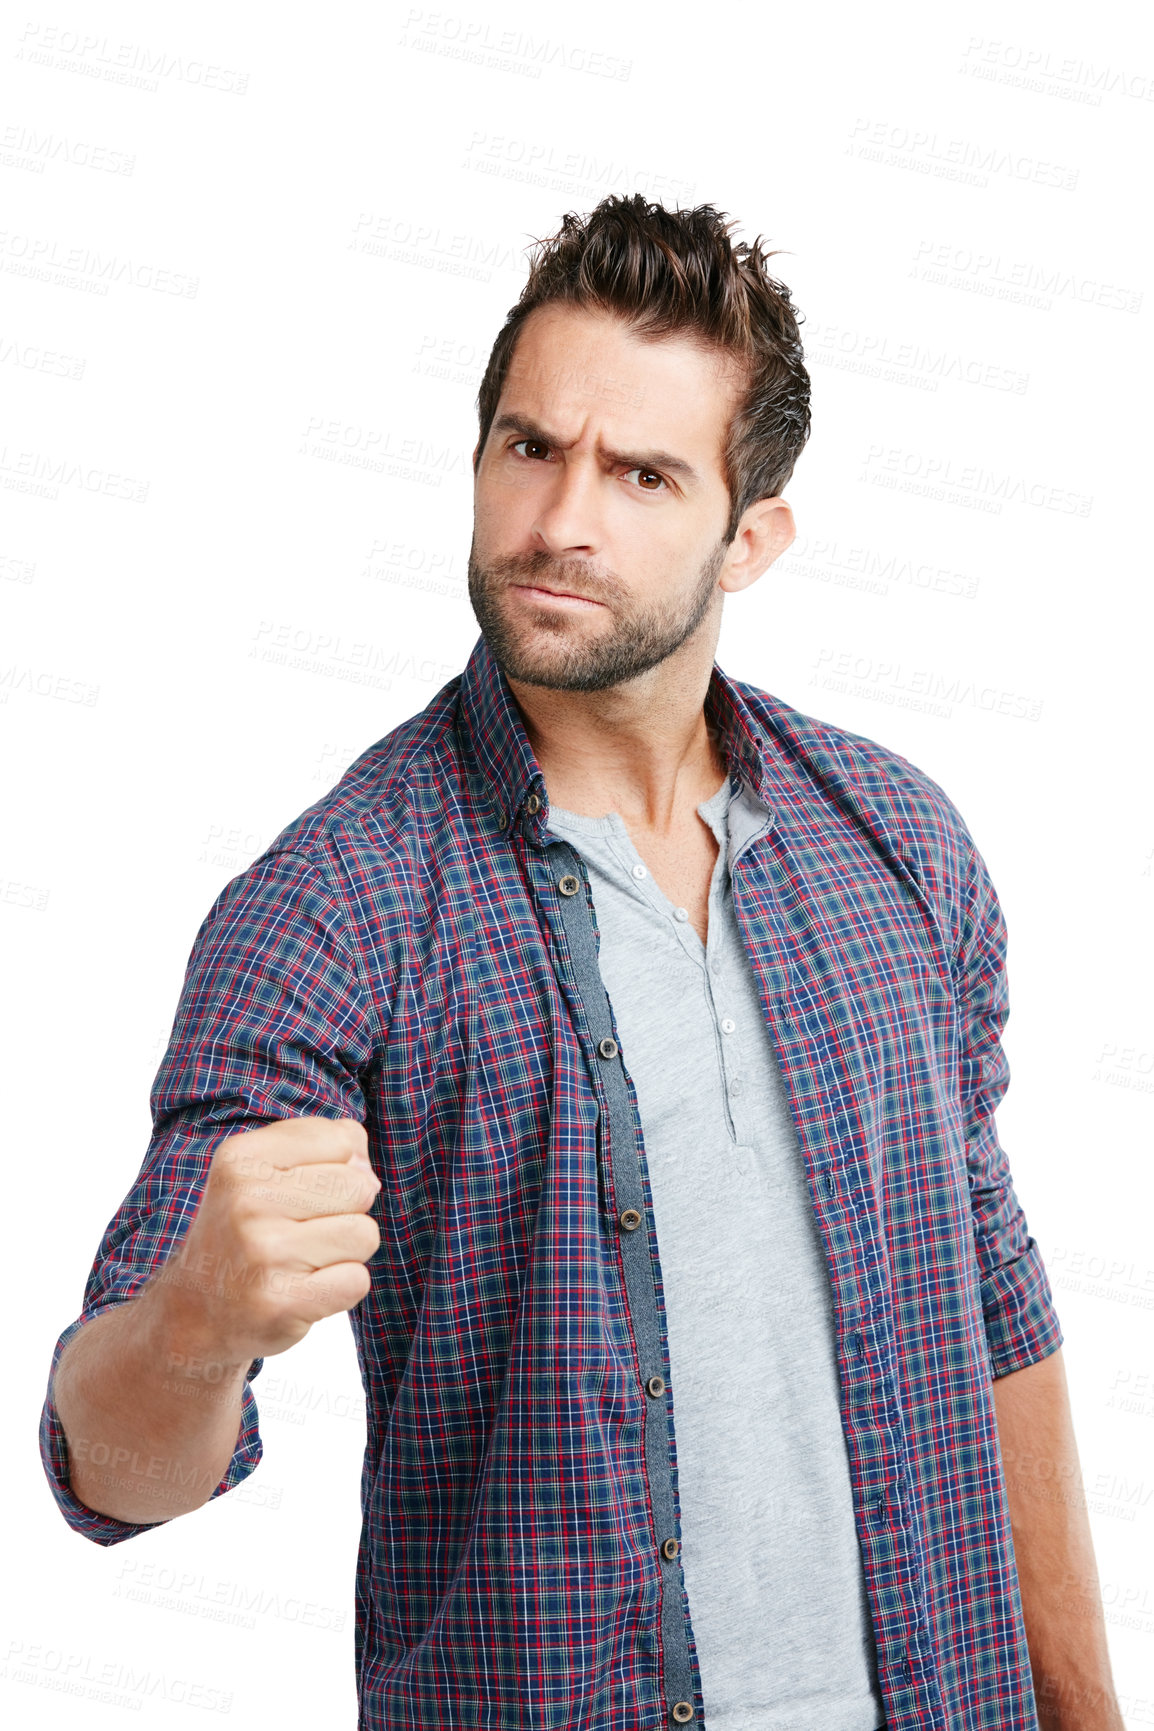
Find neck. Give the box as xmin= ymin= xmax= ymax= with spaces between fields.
xmin=505 ymin=631 xmax=728 ymax=832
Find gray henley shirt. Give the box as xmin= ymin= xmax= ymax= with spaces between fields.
xmin=548 ymin=772 xmax=884 ymax=1731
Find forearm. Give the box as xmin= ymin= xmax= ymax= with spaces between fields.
xmin=52 ymin=1280 xmax=249 ymax=1524
xmin=991 ymin=1347 xmax=1124 ymax=1731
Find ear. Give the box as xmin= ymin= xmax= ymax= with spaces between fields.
xmin=718 ymin=497 xmax=796 ymax=594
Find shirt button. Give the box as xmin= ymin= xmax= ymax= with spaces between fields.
xmin=525 ymin=793 xmax=541 ymax=814
xmin=646 ymin=1376 xmax=667 ymax=1398
xmin=672 ymin=1705 xmax=695 ymax=1724
xmin=618 ymin=1208 xmax=643 ymax=1232
xmin=631 ymin=863 xmax=647 ymax=879
xmin=598 ymin=1037 xmax=619 ymax=1059
xmin=720 ymin=1017 xmax=736 ymax=1033
xmin=673 ymin=907 xmax=689 ymax=922
xmin=557 ymin=874 xmax=580 ymax=897
xmin=661 ymin=1537 xmax=680 ymax=1560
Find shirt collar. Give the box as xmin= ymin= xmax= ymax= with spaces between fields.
xmin=458 ymin=634 xmax=777 ymax=847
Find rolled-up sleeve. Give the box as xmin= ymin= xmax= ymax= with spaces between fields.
xmin=41 ymin=849 xmax=380 ymax=1543
xmin=954 ymin=835 xmax=1063 ymax=1377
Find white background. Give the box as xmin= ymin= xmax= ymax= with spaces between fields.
xmin=3 ymin=0 xmax=1152 ymax=1723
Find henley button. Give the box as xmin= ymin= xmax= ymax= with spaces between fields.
xmin=598 ymin=1037 xmax=619 ymax=1059
xmin=557 ymin=875 xmax=580 ymax=896
xmin=646 ymin=1375 xmax=666 ymax=1398
xmin=672 ymin=1705 xmax=695 ymax=1724
xmin=618 ymin=1208 xmax=642 ymax=1232
xmin=661 ymin=1537 xmax=680 ymax=1560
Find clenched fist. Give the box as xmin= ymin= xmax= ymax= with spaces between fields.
xmin=148 ymin=1115 xmax=382 ymax=1362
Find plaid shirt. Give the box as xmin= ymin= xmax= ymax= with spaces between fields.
xmin=42 ymin=634 xmax=1062 ymax=1730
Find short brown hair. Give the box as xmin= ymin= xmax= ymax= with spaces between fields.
xmin=474 ymin=194 xmax=811 ymax=541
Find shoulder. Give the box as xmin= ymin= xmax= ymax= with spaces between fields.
xmin=243 ymin=674 xmax=469 ymax=894
xmin=732 ymin=674 xmax=995 ymax=960
xmin=749 ymin=680 xmax=968 ymax=839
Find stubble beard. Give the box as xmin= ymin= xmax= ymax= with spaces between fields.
xmin=467 ymin=539 xmax=729 ymax=692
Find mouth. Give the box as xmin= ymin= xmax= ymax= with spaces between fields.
xmin=510 ymin=582 xmax=605 ymax=611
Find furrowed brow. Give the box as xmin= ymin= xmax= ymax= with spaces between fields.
xmin=599 ymin=443 xmax=698 ymax=484
xmin=490 ymin=413 xmax=572 ymax=448
xmin=491 ymin=414 xmax=699 ymax=485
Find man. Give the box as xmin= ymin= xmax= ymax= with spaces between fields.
xmin=42 ymin=197 xmax=1122 ymax=1731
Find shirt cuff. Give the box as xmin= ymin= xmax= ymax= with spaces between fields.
xmin=981 ymin=1239 xmax=1064 ymax=1378
xmin=39 ymin=1316 xmax=264 ymax=1547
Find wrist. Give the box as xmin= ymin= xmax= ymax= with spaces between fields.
xmin=137 ymin=1262 xmax=254 ymax=1384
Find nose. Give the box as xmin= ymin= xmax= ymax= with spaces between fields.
xmin=530 ymin=458 xmax=602 ymax=557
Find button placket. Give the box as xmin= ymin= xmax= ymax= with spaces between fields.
xmin=701 ymin=928 xmax=743 ymax=1144
xmin=542 ymin=838 xmax=701 ymax=1720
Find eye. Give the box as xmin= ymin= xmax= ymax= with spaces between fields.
xmin=624 ymin=467 xmax=667 ymax=492
xmin=511 ymin=439 xmax=551 ymax=461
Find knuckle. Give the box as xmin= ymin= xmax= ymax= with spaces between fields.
xmin=354 ymin=1217 xmax=381 ymax=1259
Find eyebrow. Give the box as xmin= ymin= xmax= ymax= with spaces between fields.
xmin=490 ymin=413 xmax=700 ymax=485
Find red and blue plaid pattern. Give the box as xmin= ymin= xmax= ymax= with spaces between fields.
xmin=41 ymin=634 xmax=1061 ymax=1729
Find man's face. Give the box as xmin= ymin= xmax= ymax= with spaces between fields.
xmin=468 ymin=304 xmax=743 ymax=691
